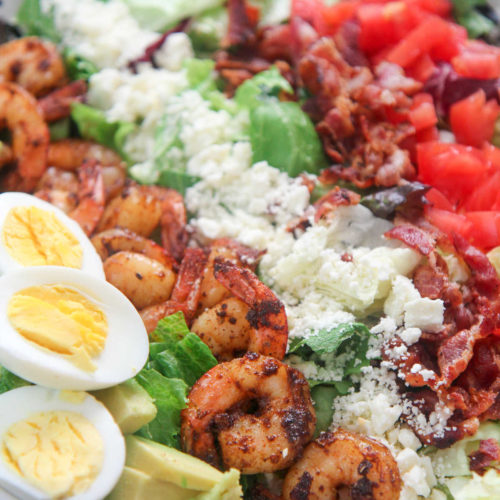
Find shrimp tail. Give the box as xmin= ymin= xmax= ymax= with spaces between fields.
xmin=213 ymin=257 xmax=288 ymax=360
xmin=160 ymin=189 xmax=189 ymax=262
xmin=171 ymin=248 xmax=208 ymax=321
xmin=38 ymin=80 xmax=87 ymax=122
xmin=69 ymin=159 xmax=105 ymax=235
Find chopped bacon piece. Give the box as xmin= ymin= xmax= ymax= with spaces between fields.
xmin=222 ymin=0 xmax=257 ymax=49
xmin=314 ymin=186 xmax=360 ymax=223
xmin=469 ymin=439 xmax=500 ymax=475
xmin=384 ymin=224 xmax=435 ymax=256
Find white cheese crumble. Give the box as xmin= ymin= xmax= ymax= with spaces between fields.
xmin=42 ymin=0 xmax=158 ymax=68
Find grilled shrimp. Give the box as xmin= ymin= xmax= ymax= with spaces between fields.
xmin=197 ymin=238 xmax=262 ymax=311
xmin=204 ymin=257 xmax=288 ymax=360
xmin=97 ymin=183 xmax=188 ymax=260
xmin=140 ymin=248 xmax=207 ymax=333
xmin=91 ymin=228 xmax=176 ymax=269
xmin=282 ymin=429 xmax=402 ymax=500
xmin=47 ymin=139 xmax=126 ymax=200
xmin=68 ymin=160 xmax=105 ymax=236
xmin=103 ymin=251 xmax=177 ymax=310
xmin=181 ymin=353 xmax=316 ymax=474
xmin=0 ymin=37 xmax=66 ymax=96
xmin=0 ymin=82 xmax=49 ymax=191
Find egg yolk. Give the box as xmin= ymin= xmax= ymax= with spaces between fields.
xmin=7 ymin=285 xmax=108 ymax=372
xmin=2 ymin=410 xmax=103 ymax=498
xmin=2 ymin=206 xmax=83 ymax=268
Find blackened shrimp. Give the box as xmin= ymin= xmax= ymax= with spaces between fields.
xmin=192 ymin=257 xmax=288 ymax=360
xmin=181 ymin=353 xmax=316 ymax=474
xmin=97 ymin=183 xmax=188 ymax=261
xmin=0 ymin=37 xmax=66 ymax=97
xmin=282 ymin=429 xmax=402 ymax=500
xmin=0 ymin=82 xmax=49 ymax=192
xmin=103 ymin=251 xmax=177 ymax=310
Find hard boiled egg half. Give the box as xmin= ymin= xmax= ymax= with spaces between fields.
xmin=0 ymin=192 xmax=104 ymax=278
xmin=0 ymin=266 xmax=149 ymax=390
xmin=0 ymin=385 xmax=125 ymax=500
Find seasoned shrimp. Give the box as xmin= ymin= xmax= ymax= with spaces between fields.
xmin=282 ymin=429 xmax=402 ymax=500
xmin=0 ymin=37 xmax=66 ymax=96
xmin=91 ymin=228 xmax=176 ymax=269
xmin=140 ymin=248 xmax=207 ymax=333
xmin=0 ymin=82 xmax=49 ymax=191
xmin=197 ymin=238 xmax=262 ymax=311
xmin=68 ymin=160 xmax=105 ymax=236
xmin=38 ymin=80 xmax=87 ymax=122
xmin=181 ymin=353 xmax=316 ymax=474
xmin=35 ymin=167 xmax=79 ymax=213
xmin=205 ymin=257 xmax=288 ymax=360
xmin=97 ymin=183 xmax=188 ymax=260
xmin=103 ymin=251 xmax=177 ymax=310
xmin=47 ymin=139 xmax=126 ymax=200
xmin=192 ymin=297 xmax=252 ymax=361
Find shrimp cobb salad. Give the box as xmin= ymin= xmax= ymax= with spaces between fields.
xmin=0 ymin=0 xmax=500 ymax=498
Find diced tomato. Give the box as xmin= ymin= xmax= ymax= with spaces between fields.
xmin=425 ymin=206 xmax=473 ymax=240
xmin=406 ymin=53 xmax=437 ymax=82
xmin=315 ymin=2 xmax=359 ymax=36
xmin=409 ymin=93 xmax=438 ymax=132
xmin=407 ymin=0 xmax=451 ymax=16
xmin=416 ymin=125 xmax=439 ymax=143
xmin=461 ymin=171 xmax=500 ymax=211
xmin=292 ymin=0 xmax=319 ymax=21
xmin=452 ymin=40 xmax=500 ymax=79
xmin=450 ymin=90 xmax=500 ymax=148
xmin=385 ymin=15 xmax=454 ymax=68
xmin=426 ymin=188 xmax=455 ymax=211
xmin=245 ymin=4 xmax=261 ymax=26
xmin=357 ymin=2 xmax=422 ymax=54
xmin=384 ymin=105 xmax=409 ymax=125
xmin=429 ymin=22 xmax=466 ymax=62
xmin=417 ymin=142 xmax=488 ymax=204
xmin=482 ymin=143 xmax=500 ymax=170
xmin=464 ymin=212 xmax=500 ymax=250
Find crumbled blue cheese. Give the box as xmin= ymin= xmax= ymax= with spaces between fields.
xmin=404 ymin=297 xmax=444 ymax=333
xmin=42 ymin=0 xmax=158 ymax=68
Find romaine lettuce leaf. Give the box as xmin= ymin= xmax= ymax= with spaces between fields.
xmin=235 ymin=66 xmax=293 ymax=111
xmin=121 ymin=0 xmax=225 ymax=33
xmin=71 ymin=103 xmax=134 ymax=160
xmin=62 ymin=48 xmax=98 ymax=81
xmin=134 ymin=369 xmax=188 ymax=448
xmin=189 ymin=7 xmax=228 ymax=54
xmin=249 ymin=101 xmax=327 ymax=177
xmin=452 ymin=0 xmax=495 ymax=38
xmin=310 ymin=385 xmax=337 ymax=437
xmin=17 ymin=0 xmax=60 ymax=43
xmin=0 ymin=366 xmax=31 ymax=395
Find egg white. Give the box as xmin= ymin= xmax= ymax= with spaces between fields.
xmin=0 ymin=266 xmax=149 ymax=391
xmin=0 ymin=386 xmax=125 ymax=500
xmin=0 ymin=192 xmax=104 ymax=279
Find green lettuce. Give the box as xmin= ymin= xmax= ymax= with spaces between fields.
xmin=71 ymin=103 xmax=134 ymax=160
xmin=452 ymin=0 xmax=496 ymax=38
xmin=49 ymin=118 xmax=71 ymax=142
xmin=134 ymin=369 xmax=188 ymax=448
xmin=121 ymin=0 xmax=225 ymax=32
xmin=135 ymin=313 xmax=217 ymax=448
xmin=235 ymin=66 xmax=293 ymax=111
xmin=310 ymin=385 xmax=337 ymax=437
xmin=0 ymin=366 xmax=31 ymax=395
xmin=249 ymin=100 xmax=327 ymax=177
xmin=17 ymin=0 xmax=98 ymax=80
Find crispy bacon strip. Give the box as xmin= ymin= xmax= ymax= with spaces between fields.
xmin=385 ymin=224 xmax=435 ymax=256
xmin=222 ymin=0 xmax=256 ymax=48
xmin=469 ymin=439 xmax=500 ymax=475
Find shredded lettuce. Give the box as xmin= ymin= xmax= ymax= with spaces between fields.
xmin=71 ymin=103 xmax=134 ymax=161
xmin=0 ymin=366 xmax=31 ymax=395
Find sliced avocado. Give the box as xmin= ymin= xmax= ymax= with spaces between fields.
xmin=197 ymin=469 xmax=242 ymax=500
xmin=107 ymin=466 xmax=198 ymax=500
xmin=125 ymin=435 xmax=224 ymax=491
xmin=92 ymin=379 xmax=157 ymax=434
